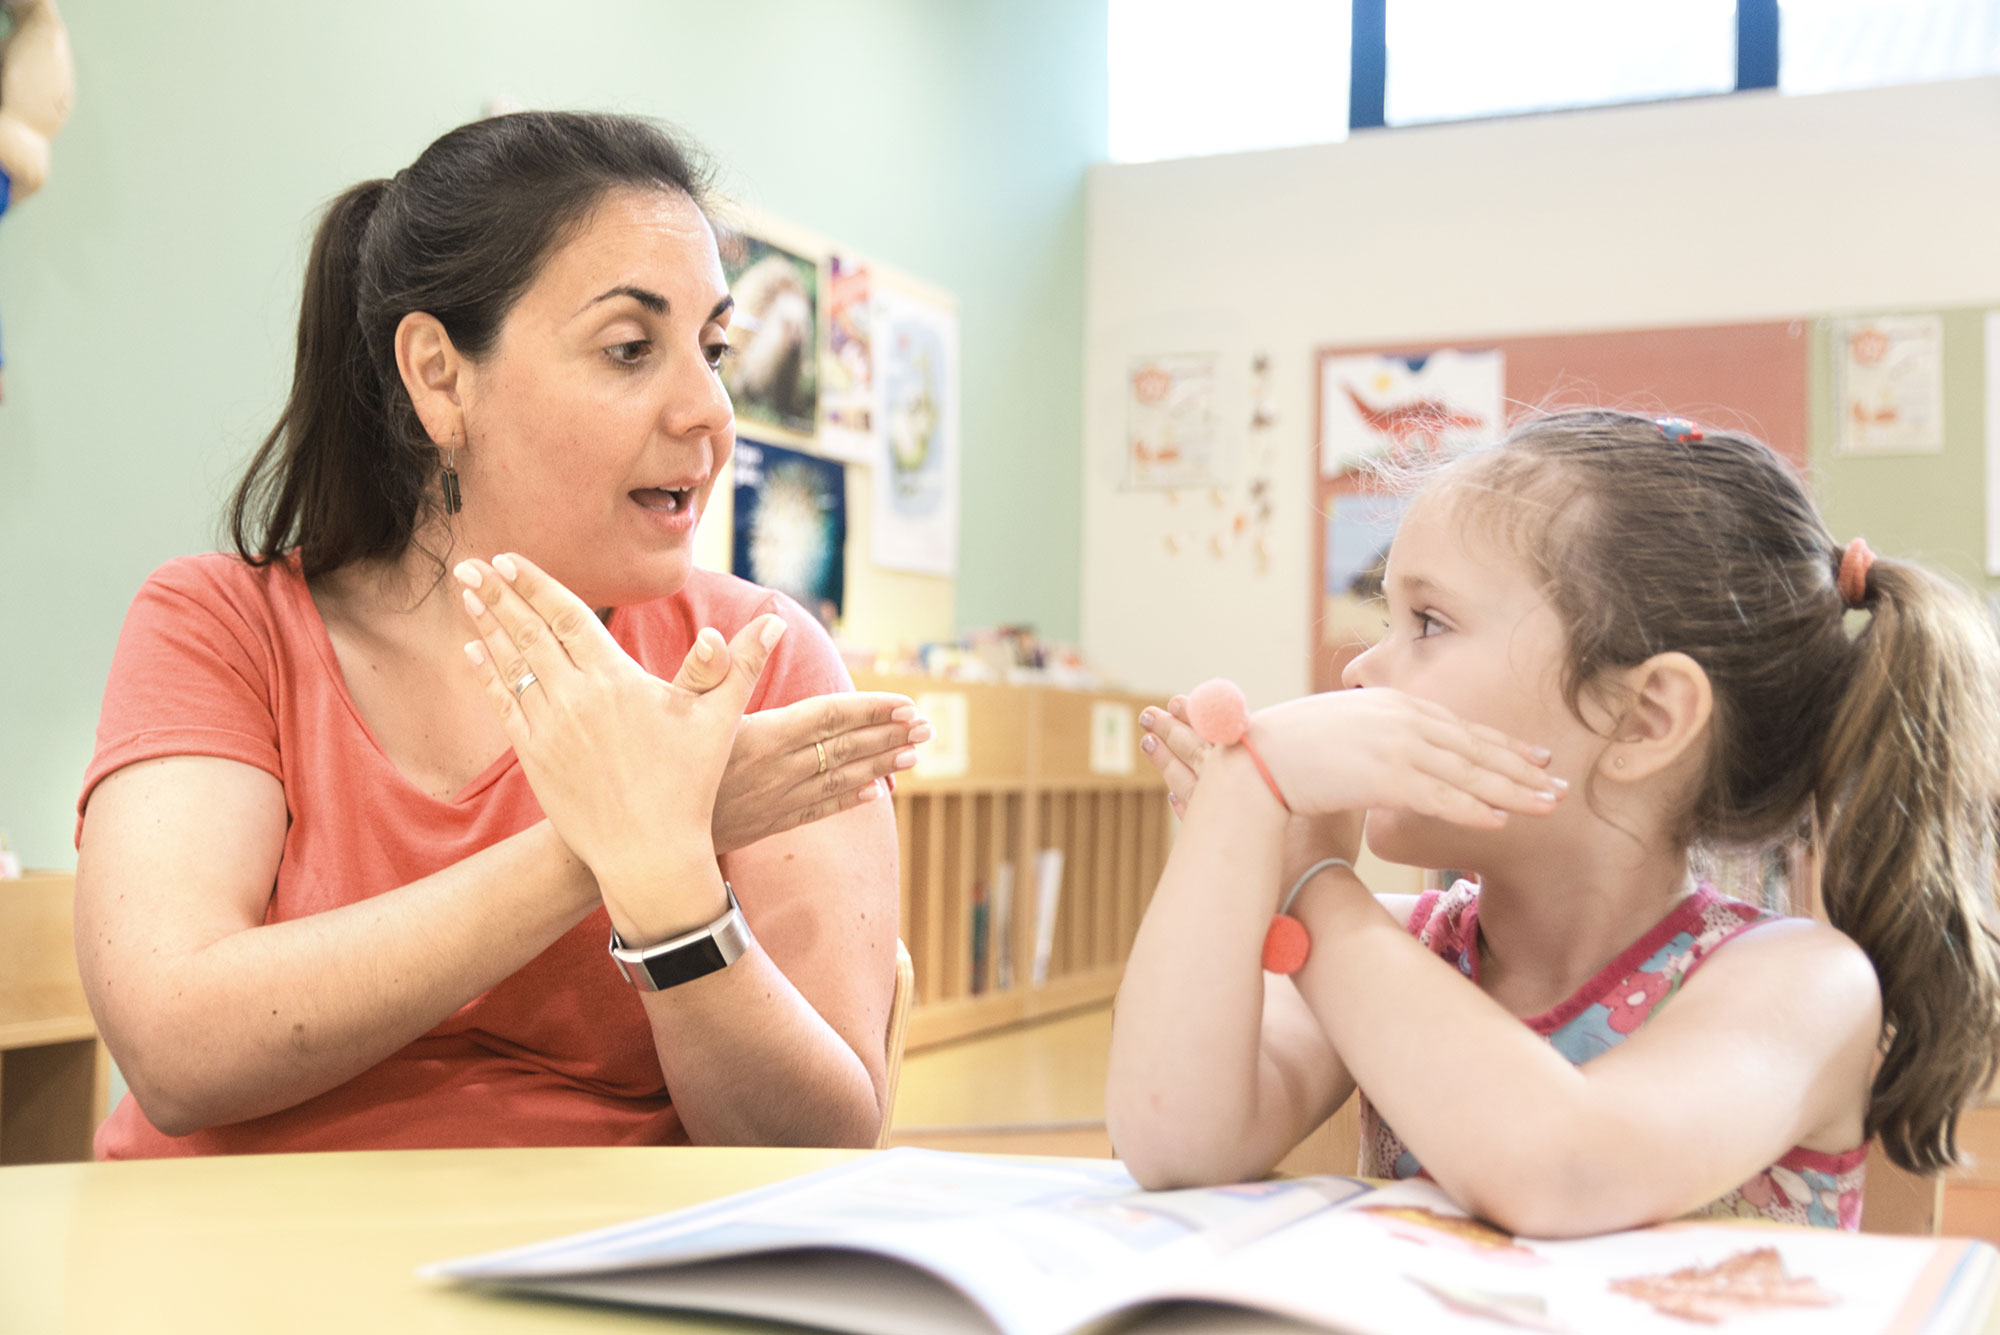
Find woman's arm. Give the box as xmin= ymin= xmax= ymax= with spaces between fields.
xmin=626 ymin=798 xmax=898 ymax=1148
xmin=75 ymin=754 xmax=600 ymax=1136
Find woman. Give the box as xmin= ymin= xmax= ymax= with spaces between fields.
xmin=74 ymin=111 xmax=921 ymax=1157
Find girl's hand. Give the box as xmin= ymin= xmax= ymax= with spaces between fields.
xmin=716 ymin=693 xmax=930 ymax=854
xmin=1139 ymin=694 xmax=1209 ymax=816
xmin=456 ymin=553 xmax=774 ymax=912
xmin=1142 ymin=695 xmax=1363 ymax=870
xmin=1252 ymin=687 xmax=1561 ymax=828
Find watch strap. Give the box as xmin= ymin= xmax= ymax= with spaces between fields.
xmin=608 ymin=883 xmax=751 ymax=992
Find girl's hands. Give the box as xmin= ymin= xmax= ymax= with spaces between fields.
xmin=455 ymin=553 xmax=773 ymax=913
xmin=715 ymin=694 xmax=930 ymax=854
xmin=1253 ymin=688 xmax=1562 ymax=827
xmin=1142 ymin=695 xmax=1363 ymax=871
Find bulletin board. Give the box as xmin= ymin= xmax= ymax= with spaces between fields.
xmin=1310 ymin=320 xmax=1811 ymax=692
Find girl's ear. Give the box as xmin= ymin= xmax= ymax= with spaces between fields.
xmin=395 ymin=310 xmax=468 ymax=446
xmin=1599 ymin=651 xmax=1713 ymax=783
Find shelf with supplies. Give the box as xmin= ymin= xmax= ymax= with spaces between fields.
xmin=852 ymin=674 xmax=1173 ymax=1051
xmin=0 ymin=870 xmax=111 ymax=1163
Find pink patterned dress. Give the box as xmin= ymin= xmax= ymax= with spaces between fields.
xmin=1358 ymin=880 xmax=1867 ymax=1229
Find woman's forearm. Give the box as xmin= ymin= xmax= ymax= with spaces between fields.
xmin=638 ymin=948 xmax=884 ymax=1147
xmin=94 ymin=821 xmax=600 ymax=1136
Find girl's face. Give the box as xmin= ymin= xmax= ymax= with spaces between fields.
xmin=454 ymin=187 xmax=735 ymax=607
xmin=1341 ymin=487 xmax=1600 ymax=869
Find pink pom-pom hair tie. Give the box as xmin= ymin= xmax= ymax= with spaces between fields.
xmin=1185 ymin=678 xmax=1322 ymax=974
xmin=1186 ymin=679 xmax=1290 ymax=813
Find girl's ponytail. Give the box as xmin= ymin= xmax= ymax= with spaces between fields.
xmin=1815 ymin=557 xmax=2000 ymax=1173
xmin=227 ymin=177 xmax=415 ymax=577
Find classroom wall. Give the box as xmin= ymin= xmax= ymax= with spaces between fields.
xmin=1081 ymin=75 xmax=2000 ymax=708
xmin=0 ymin=1 xmax=1107 ymax=869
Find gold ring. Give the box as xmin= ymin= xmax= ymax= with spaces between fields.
xmin=815 ymin=740 xmax=828 ymax=775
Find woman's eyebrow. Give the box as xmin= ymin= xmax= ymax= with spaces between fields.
xmin=581 ymin=284 xmax=667 ymax=315
xmin=709 ymin=294 xmax=735 ymax=322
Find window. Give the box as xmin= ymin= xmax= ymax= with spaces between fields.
xmin=1106 ymin=0 xmax=2000 ymax=162
xmin=1385 ymin=0 xmax=1738 ymax=126
xmin=1780 ymin=0 xmax=2000 ymax=95
xmin=1107 ymin=0 xmax=1352 ymax=162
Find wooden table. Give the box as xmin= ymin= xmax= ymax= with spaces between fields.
xmin=0 ymin=1146 xmax=861 ymax=1332
xmin=7 ymin=1146 xmax=2000 ymax=1334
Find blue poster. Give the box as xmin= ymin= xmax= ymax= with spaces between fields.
xmin=731 ymin=439 xmax=847 ymax=628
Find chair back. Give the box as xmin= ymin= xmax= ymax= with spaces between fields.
xmin=876 ymin=940 xmax=915 ymax=1150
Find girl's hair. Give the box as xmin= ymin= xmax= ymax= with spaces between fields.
xmin=227 ymin=111 xmax=713 ymax=577
xmin=1442 ymin=408 xmax=2000 ymax=1174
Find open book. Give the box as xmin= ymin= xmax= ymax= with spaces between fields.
xmin=426 ymin=1148 xmax=1999 ymax=1335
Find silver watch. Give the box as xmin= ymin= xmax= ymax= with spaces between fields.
xmin=608 ymin=883 xmax=752 ymax=991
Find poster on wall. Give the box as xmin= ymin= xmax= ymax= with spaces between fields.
xmin=1124 ymin=351 xmax=1223 ymax=489
xmin=1319 ymin=349 xmax=1505 ymax=479
xmin=870 ymin=287 xmax=959 ymax=576
xmin=1834 ymin=314 xmax=1945 ymax=456
xmin=1322 ymin=493 xmax=1405 ymax=652
xmin=817 ymin=254 xmax=876 ymax=464
xmin=731 ymin=439 xmax=846 ymax=628
xmin=1986 ymin=312 xmax=2000 ymax=575
xmin=718 ymin=228 xmax=820 ymax=441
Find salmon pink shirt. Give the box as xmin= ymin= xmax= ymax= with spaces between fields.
xmin=78 ymin=552 xmax=851 ymax=1160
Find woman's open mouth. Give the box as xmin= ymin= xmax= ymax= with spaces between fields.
xmin=631 ymin=486 xmax=697 ymax=515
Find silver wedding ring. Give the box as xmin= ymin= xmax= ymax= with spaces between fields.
xmin=511 ymin=670 xmax=539 ymax=698
xmin=815 ymin=740 xmax=828 ymax=775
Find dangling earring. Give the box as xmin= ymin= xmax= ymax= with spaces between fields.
xmin=441 ymin=441 xmax=463 ymax=516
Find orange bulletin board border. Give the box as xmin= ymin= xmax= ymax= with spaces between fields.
xmin=1311 ymin=320 xmax=1811 ymax=692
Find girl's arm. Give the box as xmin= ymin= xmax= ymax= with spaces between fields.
xmin=1108 ymin=757 xmax=1357 ymax=1186
xmin=75 ymin=756 xmax=602 ymax=1136
xmin=1286 ymin=851 xmax=1882 ymax=1238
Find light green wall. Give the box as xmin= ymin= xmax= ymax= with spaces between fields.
xmin=1810 ymin=309 xmax=1994 ymax=594
xmin=0 ymin=1 xmax=1105 ymax=868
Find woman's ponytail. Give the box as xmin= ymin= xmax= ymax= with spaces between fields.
xmin=228 ymin=177 xmax=427 ymax=576
xmin=1815 ymin=558 xmax=2000 ymax=1173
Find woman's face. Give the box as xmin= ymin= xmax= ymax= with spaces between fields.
xmin=454 ymin=187 xmax=735 ymax=607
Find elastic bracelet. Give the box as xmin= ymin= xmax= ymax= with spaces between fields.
xmin=1263 ymin=857 xmax=1352 ymax=974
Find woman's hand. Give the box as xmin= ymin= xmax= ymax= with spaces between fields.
xmin=456 ymin=553 xmax=773 ymax=927
xmin=715 ymin=693 xmax=929 ymax=854
xmin=1252 ymin=687 xmax=1561 ymax=827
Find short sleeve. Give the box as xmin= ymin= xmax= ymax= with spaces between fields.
xmin=76 ymin=557 xmax=285 ymax=845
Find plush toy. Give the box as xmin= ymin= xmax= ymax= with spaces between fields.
xmin=0 ymin=0 xmax=75 ymax=401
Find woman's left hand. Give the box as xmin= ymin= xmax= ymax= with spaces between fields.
xmin=456 ymin=553 xmax=781 ymax=919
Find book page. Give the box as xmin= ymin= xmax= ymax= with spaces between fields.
xmin=1152 ymin=1179 xmax=1992 ymax=1335
xmin=429 ymin=1149 xmax=1370 ymax=1335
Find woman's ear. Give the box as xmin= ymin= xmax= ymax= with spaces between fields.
xmin=394 ymin=311 xmax=466 ymax=445
xmin=1598 ymin=651 xmax=1713 ymax=783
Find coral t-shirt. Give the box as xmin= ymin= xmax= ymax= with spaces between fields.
xmin=78 ymin=552 xmax=852 ymax=1159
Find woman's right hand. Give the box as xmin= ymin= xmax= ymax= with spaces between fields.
xmin=714 ymin=693 xmax=930 ymax=854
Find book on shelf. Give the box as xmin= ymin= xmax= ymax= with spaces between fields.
xmin=1031 ymin=848 xmax=1063 ymax=986
xmin=991 ymin=860 xmax=1014 ymax=991
xmin=425 ymin=1148 xmax=1999 ymax=1335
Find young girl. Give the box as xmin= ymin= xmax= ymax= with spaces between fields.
xmin=1108 ymin=408 xmax=2000 ymax=1238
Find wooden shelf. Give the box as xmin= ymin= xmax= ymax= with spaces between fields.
xmin=0 ymin=871 xmax=110 ymax=1164
xmin=855 ymin=674 xmax=1170 ymax=1051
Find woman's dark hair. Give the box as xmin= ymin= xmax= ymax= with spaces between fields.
xmin=227 ymin=111 xmax=713 ymax=576
xmin=1436 ymin=410 xmax=2000 ymax=1175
